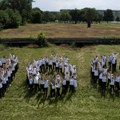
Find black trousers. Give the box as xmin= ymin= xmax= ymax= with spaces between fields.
xmin=102 ymin=82 xmax=106 ymax=91
xmin=0 ymin=88 xmax=3 ymax=98
xmin=56 ymin=67 xmax=59 ymax=72
xmin=108 ymin=62 xmax=111 ymax=70
xmin=56 ymin=88 xmax=60 ymax=96
xmin=44 ymin=88 xmax=48 ymax=97
xmin=99 ymin=78 xmax=102 ymax=88
xmin=70 ymin=85 xmax=74 ymax=93
xmin=110 ymin=85 xmax=114 ymax=95
xmin=115 ymin=81 xmax=119 ymax=91
xmin=40 ymin=84 xmax=44 ymax=92
xmin=50 ymin=88 xmax=55 ymax=97
xmin=53 ymin=62 xmax=56 ymax=70
xmin=29 ymin=84 xmax=33 ymax=92
xmin=34 ymin=84 xmax=39 ymax=91
xmin=62 ymin=85 xmax=66 ymax=95
xmin=49 ymin=65 xmax=52 ymax=72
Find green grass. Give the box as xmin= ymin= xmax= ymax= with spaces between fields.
xmin=1 ymin=44 xmax=120 ymax=120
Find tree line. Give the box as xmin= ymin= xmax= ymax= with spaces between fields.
xmin=0 ymin=0 xmax=120 ymax=30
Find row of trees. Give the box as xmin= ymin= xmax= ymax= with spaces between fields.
xmin=0 ymin=0 xmax=120 ymax=29
xmin=31 ymin=8 xmax=117 ymax=28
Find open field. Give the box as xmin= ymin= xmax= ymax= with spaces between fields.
xmin=0 ymin=23 xmax=120 ymax=38
xmin=0 ymin=44 xmax=120 ymax=120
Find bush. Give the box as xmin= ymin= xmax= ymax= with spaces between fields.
xmin=37 ymin=33 xmax=48 ymax=47
xmin=31 ymin=8 xmax=42 ymax=23
xmin=5 ymin=9 xmax=22 ymax=28
xmin=0 ymin=10 xmax=9 ymax=29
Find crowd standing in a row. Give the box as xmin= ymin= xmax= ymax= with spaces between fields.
xmin=0 ymin=54 xmax=18 ymax=98
xmin=91 ymin=53 xmax=120 ymax=97
xmin=26 ymin=54 xmax=77 ymax=97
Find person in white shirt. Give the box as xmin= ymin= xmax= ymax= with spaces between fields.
xmin=93 ymin=67 xmax=98 ymax=86
xmin=69 ymin=76 xmax=74 ymax=93
xmin=107 ymin=71 xmax=112 ymax=88
xmin=55 ymin=75 xmax=61 ymax=97
xmin=48 ymin=58 xmax=53 ymax=72
xmin=50 ymin=79 xmax=55 ymax=97
xmin=101 ymin=73 xmax=107 ymax=92
xmin=28 ymin=75 xmax=33 ymax=92
xmin=62 ymin=78 xmax=67 ymax=95
xmin=0 ymin=80 xmax=3 ymax=98
xmin=115 ymin=73 xmax=120 ymax=92
xmin=53 ymin=55 xmax=56 ymax=70
xmin=33 ymin=74 xmax=39 ymax=92
xmin=99 ymin=72 xmax=103 ymax=88
xmin=112 ymin=56 xmax=117 ymax=73
xmin=109 ymin=77 xmax=115 ymax=95
xmin=40 ymin=76 xmax=45 ymax=93
xmin=44 ymin=78 xmax=48 ymax=97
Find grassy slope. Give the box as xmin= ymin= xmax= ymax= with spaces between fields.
xmin=0 ymin=23 xmax=120 ymax=38
xmin=0 ymin=45 xmax=120 ymax=120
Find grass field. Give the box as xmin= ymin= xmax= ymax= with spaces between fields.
xmin=0 ymin=22 xmax=120 ymax=38
xmin=0 ymin=44 xmax=120 ymax=120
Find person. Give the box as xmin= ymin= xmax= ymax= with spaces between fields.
xmin=69 ymin=76 xmax=74 ymax=93
xmin=115 ymin=73 xmax=120 ymax=92
xmin=55 ymin=75 xmax=61 ymax=97
xmin=0 ymin=80 xmax=3 ymax=98
xmin=48 ymin=58 xmax=53 ymax=72
xmin=62 ymin=78 xmax=67 ymax=95
xmin=109 ymin=76 xmax=115 ymax=95
xmin=65 ymin=72 xmax=70 ymax=91
xmin=40 ymin=76 xmax=45 ymax=93
xmin=93 ymin=67 xmax=98 ymax=86
xmin=53 ymin=55 xmax=56 ymax=70
xmin=33 ymin=74 xmax=39 ymax=92
xmin=99 ymin=72 xmax=103 ymax=89
xmin=44 ymin=78 xmax=48 ymax=97
xmin=28 ymin=75 xmax=33 ymax=92
xmin=101 ymin=73 xmax=107 ymax=94
xmin=107 ymin=71 xmax=112 ymax=88
xmin=50 ymin=79 xmax=55 ymax=97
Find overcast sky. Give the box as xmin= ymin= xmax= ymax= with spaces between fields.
xmin=32 ymin=0 xmax=120 ymax=11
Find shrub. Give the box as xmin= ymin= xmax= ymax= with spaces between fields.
xmin=37 ymin=33 xmax=48 ymax=47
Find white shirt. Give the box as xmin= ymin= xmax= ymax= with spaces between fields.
xmin=62 ymin=79 xmax=66 ymax=85
xmin=34 ymin=76 xmax=39 ymax=84
xmin=116 ymin=76 xmax=120 ymax=82
xmin=110 ymin=79 xmax=115 ymax=85
xmin=29 ymin=78 xmax=33 ymax=85
xmin=70 ymin=78 xmax=74 ymax=85
xmin=73 ymin=79 xmax=77 ymax=88
xmin=102 ymin=76 xmax=107 ymax=82
xmin=94 ymin=70 xmax=98 ymax=76
xmin=0 ymin=82 xmax=3 ymax=88
xmin=44 ymin=80 xmax=48 ymax=88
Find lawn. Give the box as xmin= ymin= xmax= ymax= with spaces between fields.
xmin=0 ymin=44 xmax=120 ymax=120
xmin=0 ymin=22 xmax=120 ymax=38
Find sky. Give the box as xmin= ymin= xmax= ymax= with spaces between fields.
xmin=32 ymin=0 xmax=120 ymax=11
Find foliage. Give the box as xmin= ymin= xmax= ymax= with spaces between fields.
xmin=69 ymin=9 xmax=80 ymax=24
xmin=116 ymin=16 xmax=120 ymax=21
xmin=0 ymin=9 xmax=21 ymax=29
xmin=37 ymin=32 xmax=48 ymax=47
xmin=104 ymin=9 xmax=114 ymax=22
xmin=60 ymin=11 xmax=71 ymax=22
xmin=0 ymin=0 xmax=32 ymax=24
xmin=31 ymin=7 xmax=42 ymax=23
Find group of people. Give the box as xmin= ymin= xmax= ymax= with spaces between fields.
xmin=91 ymin=53 xmax=119 ymax=96
xmin=0 ymin=54 xmax=18 ymax=98
xmin=26 ymin=54 xmax=77 ymax=98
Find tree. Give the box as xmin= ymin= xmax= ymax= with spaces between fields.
xmin=0 ymin=0 xmax=33 ymax=24
xmin=83 ymin=8 xmax=97 ymax=28
xmin=104 ymin=9 xmax=114 ymax=23
xmin=60 ymin=11 xmax=71 ymax=22
xmin=69 ymin=9 xmax=80 ymax=24
xmin=31 ymin=8 xmax=42 ymax=23
xmin=116 ymin=16 xmax=120 ymax=21
xmin=0 ymin=10 xmax=9 ymax=29
xmin=5 ymin=8 xmax=21 ymax=28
